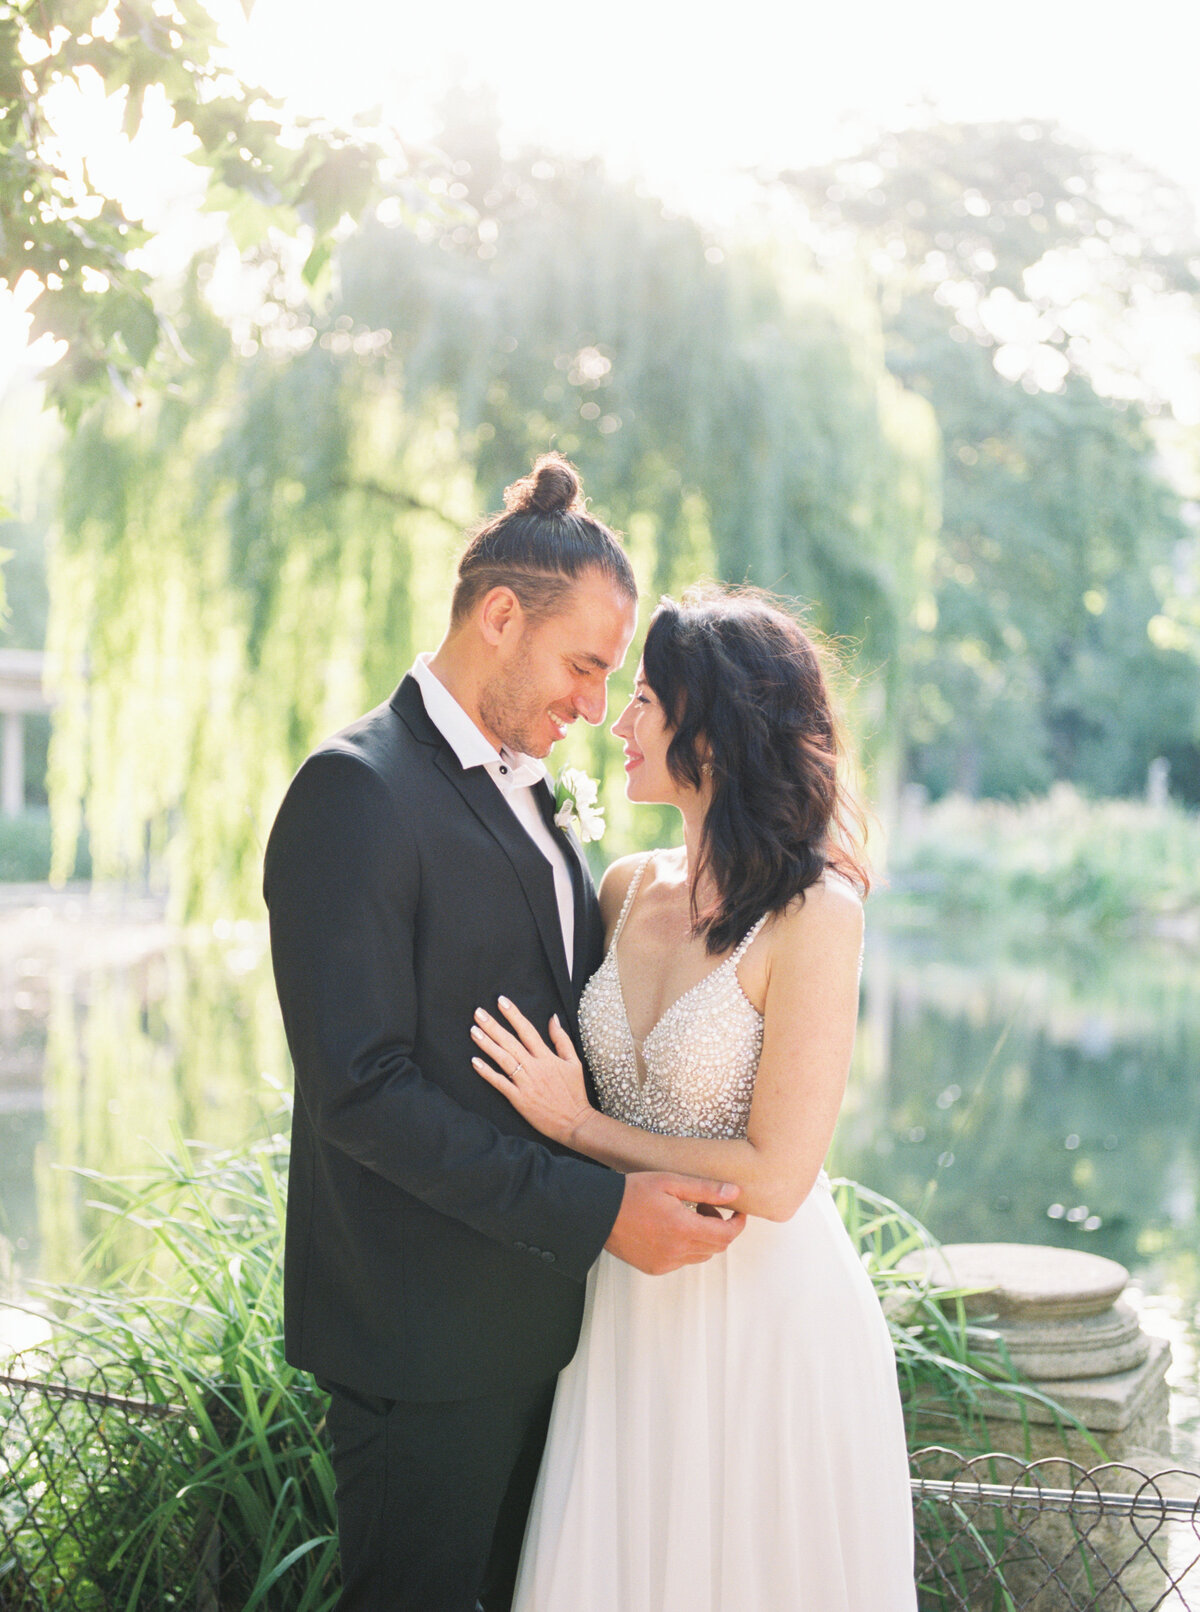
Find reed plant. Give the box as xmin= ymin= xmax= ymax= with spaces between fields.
xmin=836 ymin=1178 xmax=1103 ymax=1610
xmin=4 ymin=1128 xmax=337 ymax=1611
xmin=835 ymin=1177 xmax=1085 ymax=1454
xmin=2 ymin=1137 xmax=1083 ymax=1606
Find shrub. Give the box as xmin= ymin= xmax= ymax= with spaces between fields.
xmin=887 ymin=785 xmax=1200 ymax=938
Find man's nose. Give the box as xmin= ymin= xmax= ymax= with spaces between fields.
xmin=576 ymin=684 xmax=607 ymax=726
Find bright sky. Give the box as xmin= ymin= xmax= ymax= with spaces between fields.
xmin=5 ymin=0 xmax=1200 ymax=385
xmin=231 ymin=0 xmax=1200 ymax=216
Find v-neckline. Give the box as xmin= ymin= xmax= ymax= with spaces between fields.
xmin=611 ymin=947 xmax=750 ymax=1087
xmin=608 ymin=858 xmax=763 ymax=1086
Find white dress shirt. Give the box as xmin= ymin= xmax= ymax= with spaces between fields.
xmin=410 ymin=654 xmax=575 ymax=972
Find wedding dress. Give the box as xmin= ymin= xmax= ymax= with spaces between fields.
xmin=512 ymin=855 xmax=918 ymax=1611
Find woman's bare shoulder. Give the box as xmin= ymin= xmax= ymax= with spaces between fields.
xmin=597 ymin=853 xmax=651 ymax=930
xmin=770 ymin=873 xmax=864 ymax=959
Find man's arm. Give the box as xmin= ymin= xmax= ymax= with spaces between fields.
xmin=265 ymin=749 xmax=625 ymax=1281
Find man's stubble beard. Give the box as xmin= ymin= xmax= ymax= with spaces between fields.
xmin=478 ymin=638 xmax=552 ymax=759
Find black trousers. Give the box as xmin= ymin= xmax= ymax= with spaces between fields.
xmin=318 ymin=1374 xmax=557 ymax=1612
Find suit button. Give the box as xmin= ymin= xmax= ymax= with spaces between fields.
xmin=541 ymin=1250 xmax=556 ymax=1263
xmin=514 ymin=1240 xmax=528 ymax=1252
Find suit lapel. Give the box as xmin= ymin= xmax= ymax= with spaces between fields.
xmin=533 ymin=779 xmax=606 ymax=1107
xmin=393 ymin=674 xmax=599 ymax=1033
xmin=433 ymin=749 xmax=576 ymax=1017
xmin=533 ymin=779 xmax=597 ymax=992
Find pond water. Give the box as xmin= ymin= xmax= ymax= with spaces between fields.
xmin=1 ymin=887 xmax=1197 ymax=1458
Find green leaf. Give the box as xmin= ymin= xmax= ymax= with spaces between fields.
xmin=121 ymin=80 xmax=148 ymax=141
xmin=300 ymin=239 xmax=331 ymax=289
xmin=239 ymin=1534 xmax=335 ymax=1610
xmin=297 ymin=144 xmax=378 ymax=235
xmin=223 ymin=192 xmax=300 ymax=251
xmin=93 ymin=287 xmax=160 ymax=369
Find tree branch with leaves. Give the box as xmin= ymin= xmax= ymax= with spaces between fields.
xmin=0 ymin=0 xmax=440 ymax=422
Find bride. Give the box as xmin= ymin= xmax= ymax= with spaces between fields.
xmin=470 ymin=584 xmax=917 ymax=1611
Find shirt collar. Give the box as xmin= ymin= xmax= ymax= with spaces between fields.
xmin=410 ymin=653 xmax=548 ymax=790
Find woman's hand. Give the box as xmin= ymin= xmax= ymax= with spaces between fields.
xmin=471 ymin=997 xmax=594 ymax=1147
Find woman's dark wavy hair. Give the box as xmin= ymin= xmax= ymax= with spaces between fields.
xmin=642 ymin=584 xmax=870 ymax=954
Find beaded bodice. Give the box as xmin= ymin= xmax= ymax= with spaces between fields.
xmin=579 ymin=855 xmax=768 ymax=1140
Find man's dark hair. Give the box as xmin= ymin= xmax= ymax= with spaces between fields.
xmin=450 ymin=453 xmax=637 ymax=625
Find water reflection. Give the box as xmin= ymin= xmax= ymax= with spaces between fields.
xmin=840 ymin=925 xmax=1200 ymax=1265
xmin=0 ymin=890 xmax=286 ymax=1298
xmin=1 ymin=894 xmax=1197 ymax=1453
xmin=838 ymin=919 xmax=1200 ymax=1459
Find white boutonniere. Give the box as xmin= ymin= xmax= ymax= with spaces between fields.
xmin=554 ymin=765 xmax=606 ymax=844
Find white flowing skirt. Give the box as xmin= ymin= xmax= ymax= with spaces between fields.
xmin=513 ymin=1176 xmax=918 ymax=1612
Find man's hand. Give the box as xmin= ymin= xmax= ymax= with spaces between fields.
xmin=604 ymin=1173 xmax=746 ymax=1274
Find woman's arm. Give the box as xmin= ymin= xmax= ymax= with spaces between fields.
xmin=471 ymin=878 xmax=863 ymax=1221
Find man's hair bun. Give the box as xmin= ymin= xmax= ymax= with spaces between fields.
xmin=503 ymin=452 xmax=583 ymax=517
xmin=450 ymin=450 xmax=635 ymax=625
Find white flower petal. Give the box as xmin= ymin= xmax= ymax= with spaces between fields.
xmin=578 ymin=806 xmax=605 ymax=842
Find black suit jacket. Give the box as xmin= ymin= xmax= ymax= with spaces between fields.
xmin=263 ymin=675 xmax=626 ymax=1401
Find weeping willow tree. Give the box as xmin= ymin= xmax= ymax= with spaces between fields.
xmin=46 ymin=120 xmax=939 ymax=919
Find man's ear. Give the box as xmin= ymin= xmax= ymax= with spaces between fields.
xmin=477 ymin=586 xmax=524 ymax=648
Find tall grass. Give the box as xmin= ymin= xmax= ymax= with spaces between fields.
xmin=2 ymin=1136 xmax=1082 ymax=1605
xmin=6 ymin=1131 xmax=337 ymax=1611
xmin=834 ymin=1178 xmax=1083 ymax=1456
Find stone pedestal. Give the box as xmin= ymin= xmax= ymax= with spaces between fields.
xmin=902 ymin=1242 xmax=1194 ymax=1611
xmin=902 ymin=1242 xmax=1172 ymax=1463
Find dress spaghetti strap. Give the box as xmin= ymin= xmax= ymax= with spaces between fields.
xmin=608 ymin=853 xmax=653 ymax=951
xmin=730 ymin=911 xmax=769 ymax=966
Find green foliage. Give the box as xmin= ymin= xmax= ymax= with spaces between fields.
xmin=833 ymin=1177 xmax=1078 ymax=1455
xmin=780 ymin=117 xmax=1199 ymax=396
xmin=45 ymin=125 xmax=939 ymax=917
xmin=784 ymin=119 xmax=1200 ymax=801
xmin=0 ymin=501 xmax=47 ymax=652
xmin=887 ymin=785 xmax=1200 ymax=937
xmin=894 ymin=320 xmax=1195 ymax=799
xmin=0 ymin=382 xmax=58 ymax=646
xmin=0 ymin=0 xmax=425 ymax=422
xmin=21 ymin=112 xmax=1200 ymax=914
xmin=2 ymin=1137 xmax=1067 ymax=1603
xmin=14 ymin=1132 xmax=338 ymax=1610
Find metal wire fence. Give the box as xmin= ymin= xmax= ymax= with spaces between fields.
xmin=0 ymin=1363 xmax=202 ymax=1610
xmin=3 ymin=1367 xmax=1200 ymax=1609
xmin=913 ymin=1445 xmax=1200 ymax=1611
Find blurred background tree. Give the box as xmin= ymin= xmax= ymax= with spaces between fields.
xmin=39 ymin=104 xmax=941 ymax=914
xmin=781 ymin=120 xmax=1200 ymax=800
xmin=2 ymin=53 xmax=1199 ymax=914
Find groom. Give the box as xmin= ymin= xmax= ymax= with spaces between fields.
xmin=264 ymin=457 xmax=744 ymax=1612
